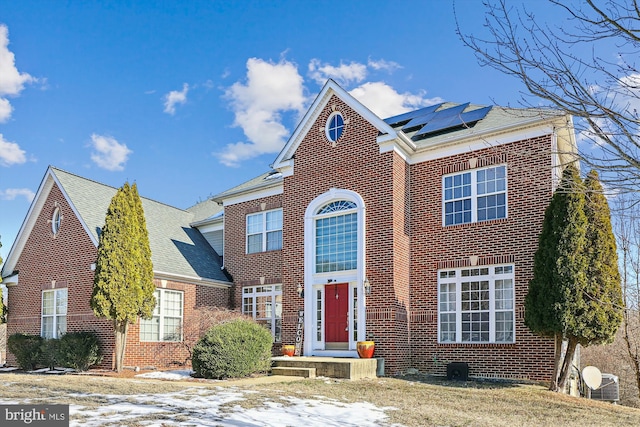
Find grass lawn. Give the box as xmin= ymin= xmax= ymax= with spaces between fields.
xmin=0 ymin=371 xmax=638 ymax=426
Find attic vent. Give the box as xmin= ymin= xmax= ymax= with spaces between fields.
xmin=590 ymin=374 xmax=620 ymax=403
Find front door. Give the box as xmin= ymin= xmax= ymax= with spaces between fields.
xmin=325 ymin=283 xmax=349 ymax=349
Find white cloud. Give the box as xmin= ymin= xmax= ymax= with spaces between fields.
xmin=0 ymin=187 xmax=35 ymax=202
xmin=163 ymin=83 xmax=189 ymax=115
xmin=308 ymin=59 xmax=368 ymax=86
xmin=89 ymin=134 xmax=132 ymax=171
xmin=0 ymin=97 xmax=12 ymax=122
xmin=217 ymin=57 xmax=306 ymax=166
xmin=349 ymin=81 xmax=443 ymax=118
xmin=0 ymin=24 xmax=35 ymax=122
xmin=217 ymin=56 xmax=441 ymax=166
xmin=367 ymin=58 xmax=402 ymax=73
xmin=0 ymin=133 xmax=26 ymax=166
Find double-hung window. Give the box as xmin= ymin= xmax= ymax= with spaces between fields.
xmin=242 ymin=285 xmax=282 ymax=342
xmin=443 ymin=165 xmax=507 ymax=225
xmin=438 ymin=265 xmax=515 ymax=343
xmin=140 ymin=289 xmax=183 ymax=342
xmin=246 ymin=209 xmax=283 ymax=253
xmin=42 ymin=288 xmax=67 ymax=339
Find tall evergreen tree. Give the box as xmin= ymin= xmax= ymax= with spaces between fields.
xmin=556 ymin=170 xmax=625 ymax=389
xmin=579 ymin=171 xmax=624 ymax=339
xmin=582 ymin=170 xmax=623 ymax=343
xmin=526 ymin=164 xmax=589 ymax=391
xmin=91 ymin=183 xmax=155 ymax=372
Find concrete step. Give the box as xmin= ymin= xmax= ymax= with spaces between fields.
xmin=272 ymin=356 xmax=377 ymax=380
xmin=271 ymin=366 xmax=316 ymax=378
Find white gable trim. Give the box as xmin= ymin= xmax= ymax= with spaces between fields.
xmin=272 ymin=79 xmax=398 ymax=175
xmin=154 ymin=271 xmax=232 ymax=288
xmin=220 ymin=184 xmax=283 ymax=207
xmin=1 ymin=167 xmax=99 ymax=278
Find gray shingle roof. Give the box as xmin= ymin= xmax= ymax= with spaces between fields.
xmin=52 ymin=167 xmax=229 ymax=284
xmin=211 ymin=171 xmax=282 ymax=202
xmin=186 ymin=199 xmax=223 ymax=223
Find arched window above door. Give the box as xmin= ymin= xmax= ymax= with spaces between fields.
xmin=316 ymin=200 xmax=357 ymax=215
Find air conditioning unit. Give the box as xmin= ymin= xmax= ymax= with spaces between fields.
xmin=446 ymin=362 xmax=469 ymax=381
xmin=590 ymin=374 xmax=620 ymax=403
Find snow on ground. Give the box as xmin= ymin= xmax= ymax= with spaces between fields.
xmin=1 ymin=370 xmax=402 ymax=427
xmin=135 ymin=369 xmax=196 ymax=381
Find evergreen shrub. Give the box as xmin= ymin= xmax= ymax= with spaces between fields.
xmin=58 ymin=332 xmax=103 ymax=371
xmin=7 ymin=333 xmax=44 ymax=370
xmin=40 ymin=338 xmax=61 ymax=369
xmin=192 ymin=318 xmax=273 ymax=379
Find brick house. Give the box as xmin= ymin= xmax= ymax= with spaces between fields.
xmin=2 ymin=80 xmax=577 ymax=380
xmin=0 ymin=167 xmax=232 ymax=369
xmin=206 ymin=80 xmax=576 ymax=381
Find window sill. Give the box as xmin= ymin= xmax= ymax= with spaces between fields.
xmin=437 ymin=342 xmax=516 ymax=348
xmin=246 ymin=248 xmax=283 ymax=255
xmin=443 ymin=217 xmax=509 ymax=229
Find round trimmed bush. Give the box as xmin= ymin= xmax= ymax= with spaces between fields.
xmin=192 ymin=318 xmax=273 ymax=379
xmin=57 ymin=332 xmax=103 ymax=371
xmin=7 ymin=333 xmax=43 ymax=370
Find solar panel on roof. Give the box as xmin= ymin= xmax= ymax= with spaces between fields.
xmin=415 ymin=115 xmax=463 ymax=136
xmin=414 ymin=105 xmax=492 ymax=138
xmin=402 ymin=102 xmax=469 ymax=132
xmin=384 ymin=103 xmax=443 ymax=127
xmin=402 ymin=112 xmax=438 ymax=131
xmin=459 ymin=105 xmax=492 ymax=123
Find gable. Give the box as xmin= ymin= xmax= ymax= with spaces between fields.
xmin=271 ymin=79 xmax=398 ymax=176
xmin=2 ymin=167 xmax=231 ymax=285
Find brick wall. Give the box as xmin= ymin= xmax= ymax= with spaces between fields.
xmin=123 ymin=278 xmax=230 ymax=369
xmin=7 ymin=182 xmax=231 ymax=370
xmin=222 ymin=194 xmax=283 ymax=310
xmin=281 ymin=96 xmax=411 ymax=373
xmin=408 ymin=136 xmax=555 ymax=381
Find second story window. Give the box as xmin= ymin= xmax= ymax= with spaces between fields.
xmin=247 ymin=209 xmax=283 ymax=254
xmin=443 ymin=165 xmax=507 ymax=226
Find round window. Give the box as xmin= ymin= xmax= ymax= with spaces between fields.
xmin=52 ymin=207 xmax=62 ymax=235
xmin=326 ymin=112 xmax=345 ymax=142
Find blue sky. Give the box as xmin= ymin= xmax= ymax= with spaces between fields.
xmin=0 ymin=0 xmax=558 ymax=262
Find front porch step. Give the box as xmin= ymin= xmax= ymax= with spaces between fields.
xmin=271 ymin=366 xmax=316 ymax=378
xmin=272 ymin=356 xmax=377 ymax=380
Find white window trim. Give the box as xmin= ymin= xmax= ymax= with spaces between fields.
xmin=246 ymin=208 xmax=283 ymax=254
xmin=42 ymin=288 xmax=67 ymax=339
xmin=303 ymin=188 xmax=367 ymax=356
xmin=242 ymin=284 xmax=282 ymax=342
xmin=52 ymin=207 xmax=62 ymax=235
xmin=140 ymin=289 xmax=184 ymax=342
xmin=442 ymin=164 xmax=508 ymax=226
xmin=325 ymin=111 xmax=344 ymax=142
xmin=437 ymin=264 xmax=515 ymax=344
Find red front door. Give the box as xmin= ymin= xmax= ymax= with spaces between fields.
xmin=325 ymin=283 xmax=349 ymax=344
